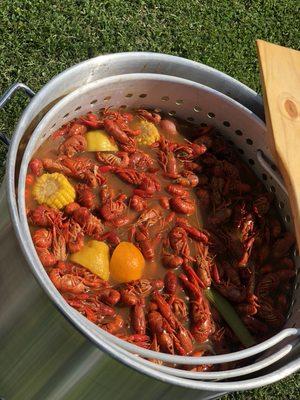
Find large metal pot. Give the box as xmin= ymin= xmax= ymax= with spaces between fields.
xmin=1 ymin=53 xmax=299 ymax=400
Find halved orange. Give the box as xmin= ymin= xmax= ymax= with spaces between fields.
xmin=110 ymin=242 xmax=145 ymax=283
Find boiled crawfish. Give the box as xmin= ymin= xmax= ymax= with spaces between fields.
xmin=72 ymin=206 xmax=104 ymax=239
xmin=96 ymin=151 xmax=129 ymax=168
xmin=58 ymin=134 xmax=87 ymax=157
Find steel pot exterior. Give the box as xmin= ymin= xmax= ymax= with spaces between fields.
xmin=3 ymin=52 xmax=253 ymax=399
xmin=1 ymin=52 xmax=299 ymax=396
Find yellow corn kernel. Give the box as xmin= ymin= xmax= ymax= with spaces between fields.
xmin=32 ymin=173 xmax=75 ymax=209
xmin=70 ymin=240 xmax=110 ymax=280
xmin=86 ymin=130 xmax=118 ymax=152
xmin=134 ymin=119 xmax=160 ymax=146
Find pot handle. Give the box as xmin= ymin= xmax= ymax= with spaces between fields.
xmin=0 ymin=82 xmax=35 ymax=147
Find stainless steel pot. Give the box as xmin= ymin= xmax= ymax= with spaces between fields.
xmin=1 ymin=53 xmax=299 ymax=400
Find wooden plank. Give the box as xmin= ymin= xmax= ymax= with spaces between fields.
xmin=257 ymin=39 xmax=300 ymax=245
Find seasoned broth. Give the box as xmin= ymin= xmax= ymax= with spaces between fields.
xmin=26 ymin=108 xmax=295 ymax=370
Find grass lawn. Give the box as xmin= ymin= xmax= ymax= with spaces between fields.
xmin=0 ymin=0 xmax=300 ymax=398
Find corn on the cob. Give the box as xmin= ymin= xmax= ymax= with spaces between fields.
xmin=32 ymin=173 xmax=75 ymax=209
xmin=135 ymin=120 xmax=160 ymax=146
xmin=86 ymin=130 xmax=118 ymax=152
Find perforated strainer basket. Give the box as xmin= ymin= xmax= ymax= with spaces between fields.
xmin=17 ymin=73 xmax=300 ymax=391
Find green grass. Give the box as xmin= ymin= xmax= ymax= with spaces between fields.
xmin=0 ymin=0 xmax=300 ymax=398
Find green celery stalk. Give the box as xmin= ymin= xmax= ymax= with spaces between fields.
xmin=205 ymin=287 xmax=256 ymax=348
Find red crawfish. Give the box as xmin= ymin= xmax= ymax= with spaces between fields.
xmin=75 ymin=184 xmax=97 ymax=210
xmin=257 ymin=300 xmax=285 ymax=329
xmin=36 ymin=248 xmax=58 ymax=268
xmin=194 ymin=134 xmax=213 ymax=149
xmin=58 ymin=135 xmax=87 ymax=157
xmin=61 ymin=207 xmax=78 ymax=227
xmin=170 ymin=196 xmax=195 ymax=215
xmin=253 ymin=193 xmax=273 ymax=217
xmin=98 ymin=288 xmax=121 ymax=306
xmin=52 ymin=121 xmax=87 ymax=138
xmin=215 ymin=282 xmax=247 ymax=303
xmin=67 ymin=122 xmax=87 ymax=137
xmin=99 ymin=187 xmax=114 ymax=205
xmin=182 ymin=161 xmax=202 ymax=172
xmin=99 ymin=194 xmax=127 ymax=221
xmin=62 ymin=262 xmax=108 ymax=289
xmin=239 ymin=213 xmax=255 ymax=242
xmin=208 ymin=207 xmax=232 ymax=226
xmin=164 ymin=271 xmax=178 ymax=295
xmin=242 ymin=316 xmax=269 ymax=335
xmin=190 ymin=297 xmax=213 ymax=343
xmin=238 ymin=236 xmax=256 ymax=267
xmin=181 ymin=262 xmax=202 ymax=290
xmin=173 ymin=322 xmax=194 ymax=355
xmin=212 ymin=160 xmax=239 ymax=179
xmin=32 ymin=228 xmax=52 ymax=248
xmin=102 ymin=315 xmax=124 ymax=334
xmin=108 ymin=215 xmax=131 ymax=228
xmin=114 ymin=168 xmax=145 ymax=185
xmin=134 ymin=226 xmax=155 ymax=261
xmin=96 ymin=151 xmax=129 ymax=168
xmin=221 ymin=261 xmax=241 ymax=287
xmin=158 ymin=150 xmax=179 ymax=178
xmin=52 ymin=226 xmax=67 ymax=261
xmin=117 ymin=334 xmax=150 ymax=349
xmin=178 ymin=273 xmax=202 ymax=301
xmin=138 ymin=174 xmax=161 ymax=196
xmin=148 ymin=311 xmax=174 ymax=354
xmin=129 ymin=150 xmax=155 ymax=171
xmin=174 ymin=141 xmax=207 ymax=160
xmin=137 ymin=109 xmax=161 ymax=124
xmin=79 ymin=112 xmax=103 ymax=129
xmin=272 ymin=232 xmax=295 ymax=259
xmin=269 ymin=217 xmax=282 ymax=239
xmin=120 ymin=287 xmax=139 ymax=306
xmin=152 ymin=291 xmax=178 ymax=328
xmin=175 ymin=171 xmax=199 ymax=188
xmin=169 ymin=226 xmax=192 ymax=260
xmin=196 ymin=188 xmax=210 ymax=210
xmin=43 ymin=156 xmax=105 ymax=188
xmin=130 ymin=195 xmax=147 ymax=212
xmin=29 ymin=158 xmax=43 ymax=176
xmin=176 ymin=218 xmax=209 ymax=244
xmin=256 ymin=269 xmax=295 ymax=299
xmin=104 ymin=119 xmax=134 ymax=145
xmin=166 ymin=184 xmax=190 ymax=197
xmin=136 ymin=207 xmax=162 ymax=228
xmin=65 ymin=219 xmax=84 ymax=253
xmin=159 ymin=196 xmax=170 ymax=210
xmin=169 ymin=296 xmax=188 ymax=322
xmin=162 ymin=251 xmax=184 ymax=269
xmin=72 ymin=207 xmax=104 ymax=239
xmin=30 ymin=205 xmax=64 ymax=228
xmin=131 ymin=303 xmax=146 ymax=335
xmin=236 ymin=303 xmax=258 ymax=316
xmin=49 ymin=268 xmax=86 ymax=294
xmin=196 ymin=174 xmax=209 ymax=185
xmin=194 ymin=242 xmax=212 ymax=288
xmin=126 ymin=278 xmax=164 ymax=297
